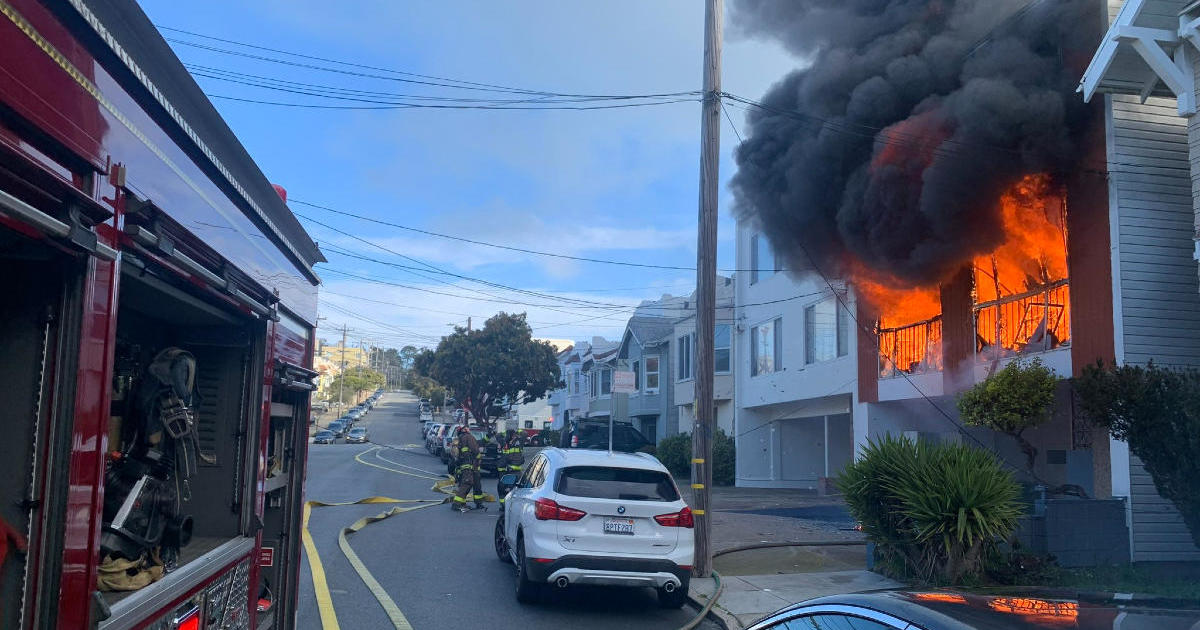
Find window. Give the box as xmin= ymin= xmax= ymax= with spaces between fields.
xmin=752 ymin=318 xmax=783 ymax=376
xmin=590 ymin=371 xmax=597 ymax=397
xmin=556 ymin=467 xmax=679 ymax=502
xmin=715 ymin=324 xmax=731 ymax=373
xmin=570 ymin=369 xmax=580 ymax=395
xmin=600 ymin=368 xmax=612 ymax=396
xmin=632 ymin=360 xmax=640 ymax=393
xmin=805 ymin=298 xmax=850 ymax=364
xmin=524 ymin=420 xmax=533 ymax=429
xmin=644 ymin=355 xmax=660 ymax=392
xmin=677 ymin=333 xmax=694 ymax=381
xmin=750 ymin=232 xmax=779 ymax=284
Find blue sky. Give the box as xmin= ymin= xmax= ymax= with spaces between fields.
xmin=139 ymin=0 xmax=799 ymax=349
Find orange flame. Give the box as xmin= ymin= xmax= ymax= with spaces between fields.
xmin=862 ymin=174 xmax=1071 ymax=376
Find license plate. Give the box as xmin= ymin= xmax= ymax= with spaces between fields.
xmin=603 ymin=517 xmax=634 ymax=535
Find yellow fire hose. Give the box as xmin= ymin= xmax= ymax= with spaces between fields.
xmin=302 ymin=447 xmax=495 ymax=629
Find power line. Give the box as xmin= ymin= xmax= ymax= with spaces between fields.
xmin=158 ymin=24 xmax=698 ymax=99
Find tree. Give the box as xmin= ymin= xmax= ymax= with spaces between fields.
xmin=399 ymin=346 xmax=419 ymax=371
xmin=957 ymin=357 xmax=1057 ymax=471
xmin=428 ymin=312 xmax=561 ymax=429
xmin=412 ymin=349 xmax=435 ymax=378
xmin=329 ymin=366 xmax=386 ymax=406
xmin=1074 ymin=361 xmax=1200 ymax=547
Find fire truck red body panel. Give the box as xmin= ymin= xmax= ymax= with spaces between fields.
xmin=0 ymin=1 xmax=322 ymax=628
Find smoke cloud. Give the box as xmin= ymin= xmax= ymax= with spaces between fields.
xmin=730 ymin=0 xmax=1095 ymax=289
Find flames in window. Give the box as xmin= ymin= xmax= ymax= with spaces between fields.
xmin=866 ymin=174 xmax=1072 ymax=377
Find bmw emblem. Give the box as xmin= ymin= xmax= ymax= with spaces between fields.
xmin=617 ymin=506 xmax=626 ymax=515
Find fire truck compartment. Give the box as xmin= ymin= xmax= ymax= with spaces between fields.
xmin=0 ymin=231 xmax=81 ymax=630
xmin=100 ymin=263 xmax=263 ymax=613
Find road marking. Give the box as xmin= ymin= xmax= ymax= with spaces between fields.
xmin=353 ymin=447 xmax=443 ymax=480
xmin=303 ymin=497 xmax=445 ymax=630
xmin=372 ymin=448 xmax=445 ymax=477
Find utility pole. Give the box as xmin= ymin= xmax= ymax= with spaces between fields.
xmin=692 ymin=0 xmax=722 ymax=579
xmin=338 ymin=323 xmax=348 ymax=416
xmin=467 ymin=316 xmax=472 ymax=332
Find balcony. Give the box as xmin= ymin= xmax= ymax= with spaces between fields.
xmin=879 ymin=279 xmax=1070 ymax=378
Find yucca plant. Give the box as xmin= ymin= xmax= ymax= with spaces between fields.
xmin=839 ymin=436 xmax=1022 ymax=583
xmin=838 ymin=435 xmax=925 ymax=576
xmin=889 ymin=442 xmax=1021 ymax=583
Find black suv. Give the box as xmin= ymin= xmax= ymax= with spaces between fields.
xmin=559 ymin=419 xmax=654 ymax=454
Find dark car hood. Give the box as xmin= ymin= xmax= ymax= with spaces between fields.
xmin=785 ymin=591 xmax=1200 ymax=630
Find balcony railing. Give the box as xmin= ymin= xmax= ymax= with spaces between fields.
xmin=879 ymin=316 xmax=943 ymax=378
xmin=974 ymin=279 xmax=1070 ymax=362
xmin=878 ymin=279 xmax=1071 ymax=378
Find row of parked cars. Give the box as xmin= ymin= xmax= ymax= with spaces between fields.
xmin=313 ymin=389 xmax=384 ymax=444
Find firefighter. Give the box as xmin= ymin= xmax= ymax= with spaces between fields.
xmin=497 ymin=429 xmax=525 ymax=507
xmin=451 ymin=425 xmax=484 ymax=512
xmin=503 ymin=430 xmax=525 ymax=474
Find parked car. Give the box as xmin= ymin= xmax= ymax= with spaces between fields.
xmin=745 ymin=591 xmax=1200 ymax=630
xmin=494 ymin=447 xmax=692 ymax=607
xmin=311 ymin=400 xmax=330 ymax=413
xmin=419 ymin=410 xmax=433 ymax=423
xmin=560 ymin=419 xmax=654 ymax=454
xmin=313 ymin=430 xmax=335 ymax=444
xmin=327 ymin=420 xmax=347 ymax=438
xmin=345 ymin=427 xmax=369 ymax=444
xmin=425 ymin=424 xmax=445 ymax=451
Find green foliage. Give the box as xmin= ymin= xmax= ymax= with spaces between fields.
xmin=713 ymin=430 xmax=736 ymax=486
xmin=957 ymin=357 xmax=1058 ymax=470
xmin=408 ymin=375 xmax=446 ymax=407
xmin=329 ymin=366 xmax=386 ymax=405
xmin=1074 ymin=361 xmax=1200 ymax=548
xmin=838 ymin=436 xmax=1022 ymax=584
xmin=652 ymin=431 xmax=735 ymax=486
xmin=412 ymin=349 xmax=435 ymax=378
xmin=427 ymin=313 xmax=562 ymax=429
xmin=657 ymin=434 xmax=691 ymax=476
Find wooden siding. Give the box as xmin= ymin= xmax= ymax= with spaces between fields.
xmin=1107 ymin=91 xmax=1200 ymax=561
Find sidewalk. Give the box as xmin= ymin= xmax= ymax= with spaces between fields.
xmin=678 ymin=485 xmax=892 ymax=628
xmin=690 ymin=562 xmax=902 ymax=629
xmin=677 ymin=483 xmax=865 ymax=550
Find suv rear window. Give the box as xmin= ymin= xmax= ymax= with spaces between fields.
xmin=556 ymin=466 xmax=679 ymax=502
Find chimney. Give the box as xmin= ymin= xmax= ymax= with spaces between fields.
xmin=940 ymin=266 xmax=975 ymax=394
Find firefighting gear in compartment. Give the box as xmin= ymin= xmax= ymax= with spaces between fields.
xmin=99 ymin=347 xmax=201 ymax=589
xmin=451 ymin=427 xmax=483 ymax=512
xmin=97 ymin=549 xmax=165 ymax=592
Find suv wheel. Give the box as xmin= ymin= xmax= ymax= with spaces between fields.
xmin=657 ymin=576 xmax=690 ymax=609
xmin=494 ymin=518 xmax=511 ymax=563
xmin=514 ymin=537 xmax=542 ymax=604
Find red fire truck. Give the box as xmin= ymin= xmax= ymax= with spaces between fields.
xmin=0 ymin=0 xmax=323 ymax=628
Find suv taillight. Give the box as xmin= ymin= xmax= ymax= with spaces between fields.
xmin=654 ymin=506 xmax=694 ymax=528
xmin=534 ymin=498 xmax=586 ymax=521
xmin=570 ymin=434 xmax=578 ymax=447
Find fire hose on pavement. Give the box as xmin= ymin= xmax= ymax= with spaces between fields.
xmin=303 ymin=446 xmax=496 ymax=630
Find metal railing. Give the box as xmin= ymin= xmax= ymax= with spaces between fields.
xmin=878 ymin=279 xmax=1071 ymax=378
xmin=974 ymin=280 xmax=1070 ymax=362
xmin=879 ymin=316 xmax=943 ymax=378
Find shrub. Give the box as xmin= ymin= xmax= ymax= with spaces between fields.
xmin=839 ymin=435 xmax=1022 ymax=584
xmin=957 ymin=357 xmax=1057 ymax=471
xmin=656 ymin=434 xmax=692 ymax=477
xmin=654 ymin=431 xmax=735 ymax=485
xmin=713 ymin=430 xmax=736 ymax=486
xmin=1074 ymin=361 xmax=1200 ymax=547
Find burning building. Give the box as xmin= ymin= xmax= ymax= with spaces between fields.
xmin=730 ymin=0 xmax=1200 ymax=563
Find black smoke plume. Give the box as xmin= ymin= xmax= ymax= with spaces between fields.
xmin=730 ymin=0 xmax=1096 ymax=288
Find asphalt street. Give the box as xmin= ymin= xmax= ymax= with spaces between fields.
xmin=297 ymin=392 xmax=718 ymax=630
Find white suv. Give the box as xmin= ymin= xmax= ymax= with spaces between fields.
xmin=494 ymin=447 xmax=695 ymax=607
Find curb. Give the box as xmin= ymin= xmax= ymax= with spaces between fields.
xmin=686 ymin=590 xmax=740 ymax=630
